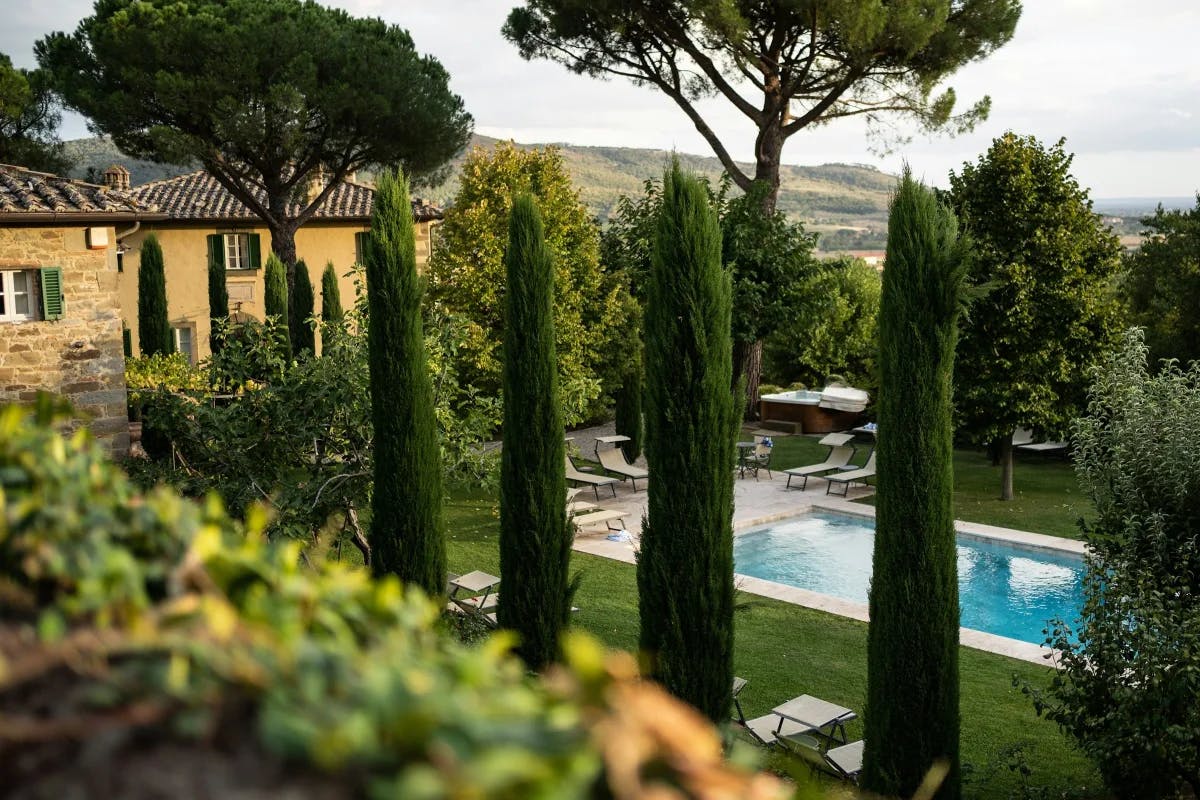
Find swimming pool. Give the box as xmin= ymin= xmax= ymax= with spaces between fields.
xmin=733 ymin=512 xmax=1083 ymax=645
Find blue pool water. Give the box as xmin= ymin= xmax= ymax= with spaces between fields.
xmin=733 ymin=512 xmax=1083 ymax=644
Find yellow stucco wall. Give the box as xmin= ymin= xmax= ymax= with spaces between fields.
xmin=119 ymin=219 xmax=434 ymax=360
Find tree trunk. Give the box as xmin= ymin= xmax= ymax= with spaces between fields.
xmin=752 ymin=122 xmax=784 ymax=215
xmin=733 ymin=339 xmax=763 ymax=420
xmin=267 ymin=191 xmax=299 ymax=298
xmin=997 ymin=434 xmax=1014 ymax=501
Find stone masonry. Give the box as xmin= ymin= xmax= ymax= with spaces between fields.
xmin=0 ymin=227 xmax=129 ymax=455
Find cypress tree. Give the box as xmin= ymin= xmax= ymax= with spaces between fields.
xmin=862 ymin=170 xmax=966 ymax=800
xmin=365 ymin=170 xmax=446 ymax=595
xmin=207 ymin=254 xmax=228 ymax=355
xmin=291 ymin=259 xmax=316 ymax=355
xmin=137 ymin=234 xmax=171 ymax=356
xmin=321 ymin=261 xmax=344 ymax=324
xmin=263 ymin=253 xmax=292 ymax=360
xmin=638 ymin=162 xmax=736 ymax=722
xmin=613 ymin=346 xmax=643 ymax=461
xmin=498 ymin=194 xmax=571 ymax=670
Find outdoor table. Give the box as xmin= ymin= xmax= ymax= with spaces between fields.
xmin=736 ymin=441 xmax=758 ymax=478
xmin=450 ymin=570 xmax=500 ymax=596
xmin=771 ymin=694 xmax=857 ymax=748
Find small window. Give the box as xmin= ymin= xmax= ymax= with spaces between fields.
xmin=0 ymin=270 xmax=39 ymax=323
xmin=173 ymin=324 xmax=196 ymax=364
xmin=224 ymin=233 xmax=252 ymax=270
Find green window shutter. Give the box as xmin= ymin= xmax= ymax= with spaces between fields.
xmin=355 ymin=231 xmax=370 ymax=265
xmin=40 ymin=267 xmax=64 ymax=320
xmin=207 ymin=233 xmax=225 ymax=268
xmin=248 ymin=234 xmax=262 ymax=269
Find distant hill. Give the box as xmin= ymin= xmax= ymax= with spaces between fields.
xmin=62 ymin=134 xmax=893 ymax=240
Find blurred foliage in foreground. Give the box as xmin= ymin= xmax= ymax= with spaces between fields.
xmin=0 ymin=398 xmax=804 ymax=799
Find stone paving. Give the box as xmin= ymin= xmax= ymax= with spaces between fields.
xmin=568 ymin=431 xmax=1073 ymax=666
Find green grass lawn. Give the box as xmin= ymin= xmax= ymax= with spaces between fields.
xmin=766 ymin=434 xmax=1090 ymax=540
xmin=444 ymin=488 xmax=1103 ymax=799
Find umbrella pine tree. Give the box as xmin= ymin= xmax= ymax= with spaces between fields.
xmin=364 ymin=170 xmax=446 ymax=595
xmin=862 ymin=170 xmax=967 ymax=800
xmin=498 ymin=194 xmax=571 ymax=669
xmin=637 ymin=163 xmax=737 ymax=722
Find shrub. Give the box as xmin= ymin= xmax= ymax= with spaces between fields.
xmin=0 ymin=402 xmax=793 ymax=800
xmin=1028 ymin=329 xmax=1200 ymax=800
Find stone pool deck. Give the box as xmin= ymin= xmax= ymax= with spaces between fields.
xmin=571 ymin=460 xmax=1074 ymax=667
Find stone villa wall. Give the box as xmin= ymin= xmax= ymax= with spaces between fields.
xmin=0 ymin=226 xmax=129 ymax=455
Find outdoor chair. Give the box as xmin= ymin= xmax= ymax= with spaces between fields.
xmin=747 ymin=435 xmax=774 ymax=479
xmin=784 ymin=432 xmax=856 ymax=490
xmin=730 ymin=677 xmax=815 ymax=748
xmin=597 ymin=446 xmax=649 ymax=491
xmin=786 ymin=735 xmax=864 ymax=783
xmin=565 ymin=454 xmax=620 ymax=499
xmin=824 ymin=451 xmax=877 ymax=496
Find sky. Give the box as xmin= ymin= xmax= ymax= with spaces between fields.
xmin=4 ymin=0 xmax=1198 ymax=199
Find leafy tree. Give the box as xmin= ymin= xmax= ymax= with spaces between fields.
xmin=38 ymin=0 xmax=471 ymax=284
xmin=137 ymin=234 xmax=171 ymax=357
xmin=948 ymin=134 xmax=1122 ymax=500
xmin=365 ymin=170 xmax=445 ymax=595
xmin=290 ymin=259 xmax=316 ymax=356
xmin=321 ymin=261 xmax=344 ymax=324
xmin=1120 ymin=196 xmax=1200 ymax=367
xmin=863 ymin=171 xmax=966 ymax=800
xmin=207 ymin=254 xmax=228 ymax=355
xmin=263 ymin=253 xmax=292 ymax=361
xmin=0 ymin=53 xmax=69 ymax=174
xmin=498 ymin=194 xmax=572 ymax=670
xmin=763 ymin=256 xmax=881 ymax=392
xmin=638 ymin=163 xmax=736 ymax=723
xmin=425 ymin=142 xmax=629 ymax=425
xmin=1030 ymin=330 xmax=1200 ymax=800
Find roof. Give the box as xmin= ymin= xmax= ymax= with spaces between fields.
xmin=0 ymin=163 xmax=153 ymax=220
xmin=129 ymin=170 xmax=443 ymax=223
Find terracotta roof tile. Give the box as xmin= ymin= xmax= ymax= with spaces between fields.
xmin=0 ymin=163 xmax=149 ymax=215
xmin=129 ymin=170 xmax=443 ymax=223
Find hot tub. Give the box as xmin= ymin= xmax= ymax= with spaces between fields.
xmin=760 ymin=389 xmax=864 ymax=433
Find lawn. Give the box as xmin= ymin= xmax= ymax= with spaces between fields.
xmin=444 ymin=488 xmax=1104 ymax=799
xmin=766 ymin=433 xmax=1090 ymax=540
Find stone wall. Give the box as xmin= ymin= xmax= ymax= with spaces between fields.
xmin=0 ymin=226 xmax=129 ymax=455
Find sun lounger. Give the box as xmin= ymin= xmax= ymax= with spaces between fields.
xmin=784 ymin=433 xmax=857 ymax=490
xmin=731 ymin=677 xmax=821 ymax=748
xmin=825 ymin=451 xmax=876 ymax=496
xmin=786 ymin=735 xmax=864 ymax=783
xmin=565 ymin=454 xmax=619 ymax=498
xmin=571 ymin=508 xmax=630 ymax=532
xmin=597 ymin=446 xmax=649 ymax=491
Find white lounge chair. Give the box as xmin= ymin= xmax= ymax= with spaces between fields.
xmin=784 ymin=432 xmax=859 ymax=489
xmin=565 ymin=454 xmax=619 ymax=499
xmin=825 ymin=451 xmax=876 ymax=496
xmin=571 ymin=508 xmax=630 ymax=532
xmin=786 ymin=735 xmax=864 ymax=783
xmin=597 ymin=446 xmax=649 ymax=491
xmin=731 ymin=677 xmax=819 ymax=748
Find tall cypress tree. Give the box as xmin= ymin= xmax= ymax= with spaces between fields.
xmin=263 ymin=253 xmax=292 ymax=360
xmin=291 ymin=258 xmax=316 ymax=355
xmin=498 ymin=194 xmax=571 ymax=670
xmin=365 ymin=170 xmax=446 ymax=595
xmin=613 ymin=345 xmax=643 ymax=461
xmin=638 ymin=162 xmax=736 ymax=722
xmin=321 ymin=261 xmax=344 ymax=324
xmin=207 ymin=254 xmax=228 ymax=355
xmin=863 ymin=170 xmax=966 ymax=800
xmin=137 ymin=234 xmax=171 ymax=356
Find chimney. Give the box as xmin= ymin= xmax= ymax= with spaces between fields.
xmin=306 ymin=164 xmax=328 ymax=204
xmin=102 ymin=164 xmax=130 ymax=191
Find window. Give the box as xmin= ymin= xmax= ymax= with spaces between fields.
xmin=0 ymin=270 xmax=38 ymax=322
xmin=207 ymin=232 xmax=261 ymax=271
xmin=173 ymin=324 xmax=196 ymax=364
xmin=225 ymin=233 xmax=251 ymax=270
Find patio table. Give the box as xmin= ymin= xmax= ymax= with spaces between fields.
xmin=450 ymin=570 xmax=500 ymax=596
xmin=771 ymin=694 xmax=857 ymax=748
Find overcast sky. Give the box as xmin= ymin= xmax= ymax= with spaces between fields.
xmin=4 ymin=0 xmax=1198 ymax=198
